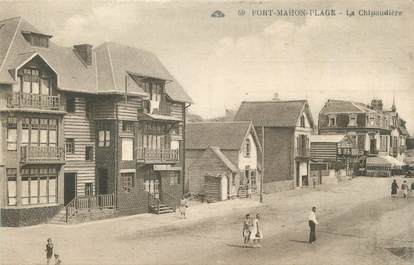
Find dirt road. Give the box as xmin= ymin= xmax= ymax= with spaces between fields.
xmin=1 ymin=177 xmax=413 ymax=265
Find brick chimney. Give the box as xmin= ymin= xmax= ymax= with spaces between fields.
xmin=370 ymin=99 xmax=383 ymax=111
xmin=73 ymin=44 xmax=93 ymax=66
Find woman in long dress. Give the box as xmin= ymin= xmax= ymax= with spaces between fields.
xmin=391 ymin=179 xmax=399 ymax=197
xmin=250 ymin=213 xmax=263 ymax=248
xmin=179 ymin=196 xmax=188 ymax=219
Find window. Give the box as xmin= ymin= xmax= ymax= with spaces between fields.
xmin=369 ymin=115 xmax=375 ymax=126
xmin=122 ymin=121 xmax=134 ymax=132
xmin=300 ymin=115 xmax=305 ymax=127
xmin=98 ymin=121 xmax=111 ymax=147
xmin=250 ymin=170 xmax=257 ymax=187
xmin=20 ymin=118 xmax=58 ymax=147
xmin=348 ymin=115 xmax=357 ymax=127
xmin=142 ymin=81 xmax=163 ymax=101
xmin=120 ymin=173 xmax=134 ymax=192
xmin=21 ymin=69 xmax=40 ymax=94
xmin=6 ymin=169 xmax=17 ymax=206
xmin=243 ymin=138 xmax=251 ymax=157
xmin=21 ymin=167 xmax=57 ymax=205
xmin=65 ymin=138 xmax=75 ymax=154
xmin=245 ymin=166 xmax=250 ymax=183
xmin=85 ymin=146 xmax=93 ymax=161
xmin=85 ymin=183 xmax=93 ymax=196
xmin=121 ymin=138 xmax=134 ymax=161
xmin=328 ymin=115 xmax=336 ymax=127
xmin=169 ymin=171 xmax=180 ymax=185
xmin=66 ymin=96 xmax=75 ymax=113
xmin=140 ymin=122 xmax=168 ymax=150
xmin=7 ymin=117 xmax=17 ymax=151
xmin=31 ymin=35 xmax=49 ymax=48
xmin=85 ymin=100 xmax=92 ymax=118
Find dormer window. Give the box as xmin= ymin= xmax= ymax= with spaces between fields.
xmin=348 ymin=114 xmax=357 ymax=127
xmin=142 ymin=81 xmax=163 ymax=101
xmin=20 ymin=68 xmax=51 ymax=95
xmin=22 ymin=31 xmax=51 ymax=48
xmin=328 ymin=115 xmax=336 ymax=127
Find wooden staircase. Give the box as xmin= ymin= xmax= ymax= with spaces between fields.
xmin=238 ymin=188 xmax=247 ymax=199
xmin=49 ymin=208 xmax=67 ymax=224
xmin=148 ymin=192 xmax=175 ymax=215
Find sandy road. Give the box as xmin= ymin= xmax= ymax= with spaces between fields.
xmin=1 ymin=177 xmax=413 ymax=265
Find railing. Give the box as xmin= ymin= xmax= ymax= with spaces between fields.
xmin=65 ymin=194 xmax=115 ymax=222
xmin=295 ymin=147 xmax=311 ymax=158
xmin=148 ymin=192 xmax=160 ymax=214
xmin=20 ymin=146 xmax=65 ymax=164
xmin=137 ymin=148 xmax=179 ymax=162
xmin=162 ymin=190 xmax=180 ymax=207
xmin=7 ymin=92 xmax=61 ymax=110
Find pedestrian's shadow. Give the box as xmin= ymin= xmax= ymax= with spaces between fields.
xmin=226 ymin=243 xmax=254 ymax=248
xmin=289 ymin=239 xmax=309 ymax=244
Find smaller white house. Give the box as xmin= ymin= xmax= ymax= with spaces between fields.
xmin=185 ymin=122 xmax=262 ymax=201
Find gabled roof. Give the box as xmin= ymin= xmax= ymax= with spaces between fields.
xmin=209 ymin=146 xmax=239 ymax=173
xmin=186 ymin=121 xmax=258 ymax=150
xmin=0 ymin=17 xmax=192 ymax=102
xmin=320 ymin=99 xmax=376 ymax=115
xmin=234 ymin=100 xmax=314 ymax=128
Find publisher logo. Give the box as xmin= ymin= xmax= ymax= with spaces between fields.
xmin=211 ymin=10 xmax=225 ymax=18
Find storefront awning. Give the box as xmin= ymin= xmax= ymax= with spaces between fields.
xmin=138 ymin=112 xmax=182 ymax=122
xmin=367 ymin=156 xmax=405 ymax=167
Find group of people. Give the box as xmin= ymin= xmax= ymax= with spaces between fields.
xmin=391 ymin=179 xmax=414 ymax=198
xmin=45 ymin=238 xmax=61 ymax=265
xmin=242 ymin=213 xmax=263 ymax=248
xmin=242 ymin=207 xmax=319 ymax=248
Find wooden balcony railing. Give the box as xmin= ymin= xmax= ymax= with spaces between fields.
xmin=295 ymin=147 xmax=311 ymax=158
xmin=65 ymin=194 xmax=115 ymax=222
xmin=137 ymin=148 xmax=179 ymax=163
xmin=7 ymin=92 xmax=61 ymax=110
xmin=20 ymin=146 xmax=65 ymax=164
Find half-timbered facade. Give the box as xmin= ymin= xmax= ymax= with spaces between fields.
xmin=0 ymin=17 xmax=191 ymax=226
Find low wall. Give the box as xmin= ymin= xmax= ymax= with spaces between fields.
xmin=1 ymin=205 xmax=62 ymax=227
xmin=263 ymin=180 xmax=294 ymax=194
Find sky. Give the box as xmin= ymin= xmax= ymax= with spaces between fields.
xmin=0 ymin=0 xmax=413 ymax=132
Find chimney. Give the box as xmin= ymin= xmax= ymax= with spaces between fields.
xmin=370 ymin=99 xmax=383 ymax=111
xmin=73 ymin=44 xmax=93 ymax=66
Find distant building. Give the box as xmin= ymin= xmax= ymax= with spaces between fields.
xmin=185 ymin=122 xmax=262 ymax=201
xmin=319 ymin=99 xmax=409 ymax=160
xmin=234 ymin=100 xmax=315 ymax=192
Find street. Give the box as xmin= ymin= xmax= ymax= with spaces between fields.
xmin=1 ymin=177 xmax=413 ymax=265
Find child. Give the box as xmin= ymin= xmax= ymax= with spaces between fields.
xmin=242 ymin=214 xmax=251 ymax=247
xmin=54 ymin=254 xmax=62 ymax=265
xmin=45 ymin=238 xmax=54 ymax=265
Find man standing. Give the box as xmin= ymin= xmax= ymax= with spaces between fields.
xmin=308 ymin=206 xmax=319 ymax=244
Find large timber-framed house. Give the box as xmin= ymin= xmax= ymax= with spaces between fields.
xmin=0 ymin=17 xmax=191 ymax=226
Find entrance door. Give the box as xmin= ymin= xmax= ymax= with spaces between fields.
xmin=296 ymin=162 xmax=300 ymax=187
xmin=64 ymin=173 xmax=76 ymax=205
xmin=97 ymin=168 xmax=108 ymax=194
xmin=370 ymin=139 xmax=377 ymax=154
xmin=145 ymin=171 xmax=161 ymax=199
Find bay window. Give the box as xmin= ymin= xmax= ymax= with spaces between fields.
xmin=140 ymin=123 xmax=169 ymax=150
xmin=21 ymin=167 xmax=57 ymax=205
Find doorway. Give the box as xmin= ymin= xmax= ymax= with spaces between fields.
xmin=296 ymin=162 xmax=300 ymax=187
xmin=97 ymin=168 xmax=108 ymax=194
xmin=64 ymin=173 xmax=77 ymax=205
xmin=145 ymin=171 xmax=161 ymax=199
xmin=370 ymin=139 xmax=377 ymax=154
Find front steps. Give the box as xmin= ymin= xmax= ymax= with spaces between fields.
xmin=49 ymin=208 xmax=116 ymax=224
xmin=150 ymin=203 xmax=174 ymax=214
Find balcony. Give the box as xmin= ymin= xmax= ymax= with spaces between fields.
xmin=295 ymin=147 xmax=311 ymax=159
xmin=137 ymin=148 xmax=179 ymax=163
xmin=7 ymin=92 xmax=61 ymax=111
xmin=21 ymin=146 xmax=65 ymax=164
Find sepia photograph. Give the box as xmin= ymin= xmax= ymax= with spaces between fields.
xmin=0 ymin=0 xmax=413 ymax=264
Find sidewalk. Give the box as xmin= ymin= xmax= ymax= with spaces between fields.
xmin=42 ymin=197 xmax=263 ymax=231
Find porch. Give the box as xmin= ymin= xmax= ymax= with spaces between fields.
xmin=63 ymin=194 xmax=115 ymax=223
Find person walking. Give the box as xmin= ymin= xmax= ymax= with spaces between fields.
xmin=250 ymin=213 xmax=262 ymax=248
xmin=308 ymin=207 xmax=318 ymax=244
xmin=242 ymin=214 xmax=251 ymax=247
xmin=391 ymin=179 xmax=399 ymax=198
xmin=179 ymin=196 xmax=188 ymax=219
xmin=45 ymin=238 xmax=54 ymax=265
xmin=401 ymin=180 xmax=409 ymax=198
